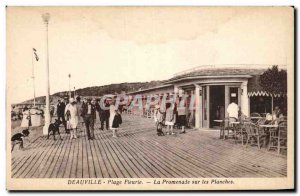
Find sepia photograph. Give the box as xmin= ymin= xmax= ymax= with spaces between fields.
xmin=6 ymin=6 xmax=294 ymax=190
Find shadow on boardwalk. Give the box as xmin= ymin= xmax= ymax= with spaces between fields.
xmin=11 ymin=114 xmax=287 ymax=178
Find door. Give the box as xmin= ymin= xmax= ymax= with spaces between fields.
xmin=209 ymin=85 xmax=225 ymax=128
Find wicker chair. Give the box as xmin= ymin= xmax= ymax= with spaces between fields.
xmin=250 ymin=112 xmax=262 ymax=123
xmin=244 ymin=122 xmax=266 ymax=149
xmin=268 ymin=122 xmax=287 ymax=154
xmin=220 ymin=117 xmax=237 ymax=140
xmin=250 ymin=112 xmax=261 ymax=117
xmin=234 ymin=121 xmax=248 ymax=145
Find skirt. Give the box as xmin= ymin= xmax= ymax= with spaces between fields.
xmin=177 ymin=115 xmax=187 ymax=127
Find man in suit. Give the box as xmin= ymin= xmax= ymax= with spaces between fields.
xmin=96 ymin=99 xmax=110 ymax=130
xmin=81 ymin=98 xmax=96 ymax=140
xmin=57 ymin=99 xmax=67 ymax=131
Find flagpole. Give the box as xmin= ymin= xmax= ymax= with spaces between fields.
xmin=31 ymin=49 xmax=36 ymax=107
xmin=68 ymin=74 xmax=71 ymax=98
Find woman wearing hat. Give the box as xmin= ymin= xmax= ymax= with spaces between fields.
xmin=165 ymin=103 xmax=176 ymax=135
xmin=65 ymin=98 xmax=78 ymax=139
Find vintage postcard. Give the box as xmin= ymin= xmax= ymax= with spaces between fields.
xmin=6 ymin=6 xmax=294 ymax=190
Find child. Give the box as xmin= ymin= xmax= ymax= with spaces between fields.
xmin=112 ymin=110 xmax=122 ymax=138
xmin=155 ymin=105 xmax=165 ymax=136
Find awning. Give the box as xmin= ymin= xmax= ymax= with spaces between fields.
xmin=247 ymin=75 xmax=286 ymax=97
xmin=247 ymin=91 xmax=285 ymax=97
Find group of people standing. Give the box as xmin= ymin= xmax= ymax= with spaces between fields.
xmin=153 ymin=99 xmax=187 ymax=136
xmin=56 ymin=96 xmax=122 ymax=140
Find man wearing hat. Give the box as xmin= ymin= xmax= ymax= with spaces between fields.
xmin=57 ymin=98 xmax=67 ymax=132
xmin=81 ymin=98 xmax=97 ymax=140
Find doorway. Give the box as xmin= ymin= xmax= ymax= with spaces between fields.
xmin=209 ymin=85 xmax=225 ymax=128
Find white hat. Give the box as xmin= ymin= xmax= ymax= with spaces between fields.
xmin=69 ymin=98 xmax=75 ymax=103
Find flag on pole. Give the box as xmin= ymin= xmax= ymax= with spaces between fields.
xmin=33 ymin=48 xmax=39 ymax=61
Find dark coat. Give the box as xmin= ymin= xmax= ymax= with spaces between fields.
xmin=81 ymin=102 xmax=96 ymax=120
xmin=57 ymin=102 xmax=66 ymax=117
xmin=112 ymin=114 xmax=122 ymax=128
xmin=96 ymin=102 xmax=110 ymax=121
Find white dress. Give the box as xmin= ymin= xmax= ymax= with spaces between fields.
xmin=21 ymin=108 xmax=42 ymax=127
xmin=109 ymin=105 xmax=116 ymax=130
xmin=65 ymin=103 xmax=78 ymax=129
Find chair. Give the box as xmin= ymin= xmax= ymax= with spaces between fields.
xmin=250 ymin=112 xmax=261 ymax=117
xmin=268 ymin=122 xmax=287 ymax=154
xmin=220 ymin=117 xmax=236 ymax=140
xmin=244 ymin=122 xmax=266 ymax=149
xmin=233 ymin=121 xmax=248 ymax=145
xmin=256 ymin=118 xmax=266 ymax=125
xmin=250 ymin=112 xmax=262 ymax=123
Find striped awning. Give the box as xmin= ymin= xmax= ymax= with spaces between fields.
xmin=247 ymin=91 xmax=285 ymax=97
xmin=247 ymin=75 xmax=286 ymax=97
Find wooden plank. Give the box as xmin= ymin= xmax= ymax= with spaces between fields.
xmin=90 ymin=130 xmax=112 ymax=178
xmin=69 ymin=129 xmax=80 ymax=178
xmin=44 ymin=135 xmax=67 ymax=178
xmin=13 ymin=137 xmax=60 ymax=178
xmin=93 ymin=129 xmax=124 ymax=178
xmin=124 ymin=129 xmax=210 ymax=178
xmin=98 ymin=129 xmax=140 ymax=178
xmin=56 ymin=135 xmax=72 ymax=178
xmin=37 ymin=139 xmax=65 ymax=178
xmin=81 ymin=127 xmax=90 ymax=178
xmin=27 ymin=134 xmax=67 ymax=178
xmin=76 ymin=128 xmax=84 ymax=178
xmin=84 ymin=130 xmax=96 ymax=178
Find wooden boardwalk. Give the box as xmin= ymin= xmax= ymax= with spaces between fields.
xmin=11 ymin=114 xmax=287 ymax=178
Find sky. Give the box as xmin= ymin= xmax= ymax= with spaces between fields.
xmin=6 ymin=7 xmax=293 ymax=103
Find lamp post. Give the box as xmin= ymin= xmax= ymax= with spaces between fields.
xmin=68 ymin=73 xmax=71 ymax=98
xmin=42 ymin=13 xmax=50 ymax=135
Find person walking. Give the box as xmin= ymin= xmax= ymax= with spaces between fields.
xmin=96 ymin=99 xmax=110 ymax=131
xmin=57 ymin=99 xmax=67 ymax=132
xmin=177 ymin=97 xmax=187 ymax=134
xmin=81 ymin=98 xmax=96 ymax=140
xmin=75 ymin=96 xmax=84 ymax=131
xmin=109 ymin=102 xmax=116 ymax=131
xmin=111 ymin=109 xmax=122 ymax=138
xmin=65 ymin=98 xmax=78 ymax=139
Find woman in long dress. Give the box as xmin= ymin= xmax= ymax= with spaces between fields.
xmin=109 ymin=103 xmax=116 ymax=130
xmin=65 ymin=98 xmax=78 ymax=139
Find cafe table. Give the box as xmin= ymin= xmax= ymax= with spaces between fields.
xmin=214 ymin=119 xmax=227 ymax=139
xmin=259 ymin=124 xmax=279 ymax=147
